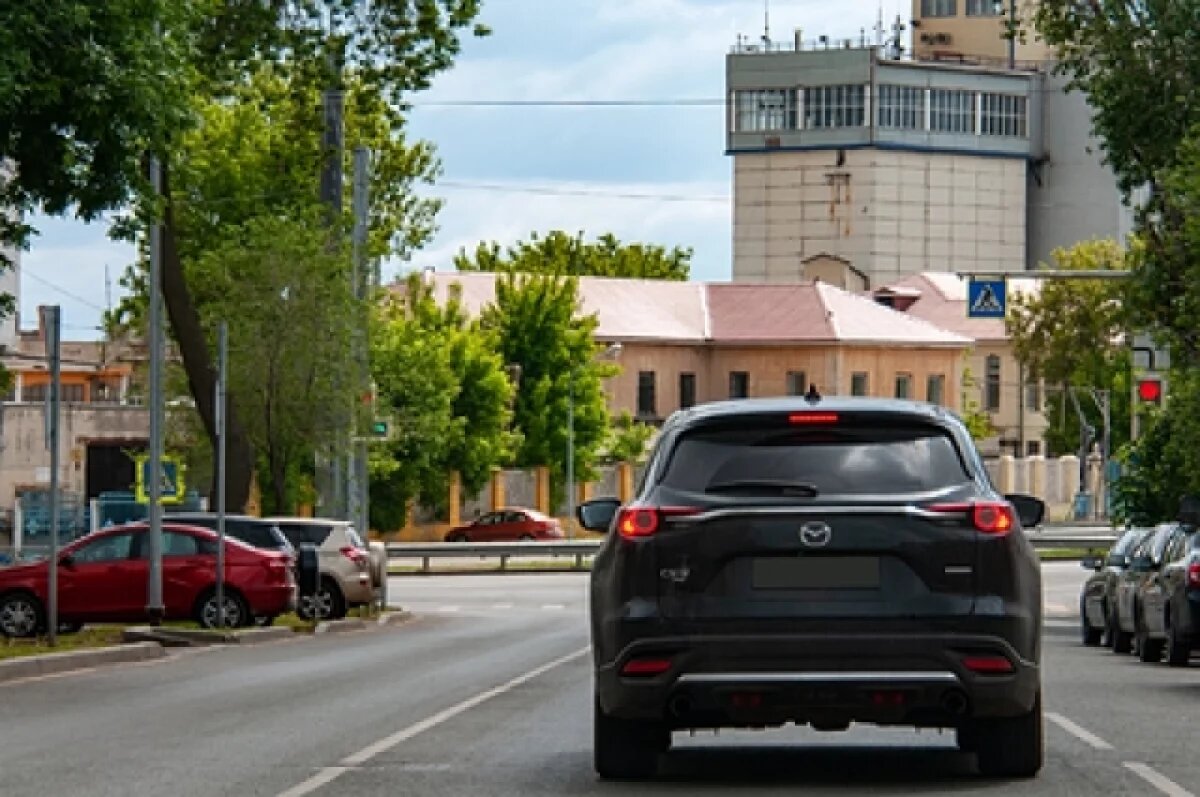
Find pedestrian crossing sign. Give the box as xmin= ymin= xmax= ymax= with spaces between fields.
xmin=967 ymin=278 xmax=1006 ymax=319
xmin=134 ymin=456 xmax=185 ymax=504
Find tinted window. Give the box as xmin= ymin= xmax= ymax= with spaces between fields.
xmin=661 ymin=422 xmax=971 ymax=495
xmin=1113 ymin=529 xmax=1150 ymax=557
xmin=277 ymin=524 xmax=332 ymax=547
xmin=228 ymin=522 xmax=284 ymax=550
xmin=74 ymin=532 xmax=135 ymax=563
xmin=163 ymin=531 xmax=202 ymax=557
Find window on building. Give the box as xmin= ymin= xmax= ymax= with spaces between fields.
xmin=637 ymin=371 xmax=657 ymax=418
xmin=850 ymin=372 xmax=870 ymax=397
xmin=920 ymin=0 xmax=957 ymax=16
xmin=803 ymin=85 xmax=867 ymax=129
xmin=1025 ymin=379 xmax=1041 ymax=411
xmin=91 ymin=380 xmax=120 ymax=403
xmin=733 ymin=89 xmax=796 ymax=132
xmin=1026 ymin=441 xmax=1041 ymax=457
xmin=876 ymin=85 xmax=924 ymax=130
xmin=926 ymin=374 xmax=946 ymax=405
xmin=60 ymin=384 xmax=85 ymax=403
xmin=786 ymin=370 xmax=807 ymax=397
xmin=980 ymin=93 xmax=1027 ymax=137
xmin=729 ymin=371 xmax=750 ymax=399
xmin=679 ymin=372 xmax=696 ymax=409
xmin=23 ymin=384 xmax=47 ymax=403
xmin=985 ymin=354 xmax=1001 ymax=412
xmin=895 ymin=373 xmax=913 ymax=399
xmin=930 ymin=88 xmax=976 ymax=134
xmin=966 ymin=0 xmax=1000 ymax=14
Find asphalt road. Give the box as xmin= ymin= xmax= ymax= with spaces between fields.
xmin=0 ymin=564 xmax=1194 ymax=797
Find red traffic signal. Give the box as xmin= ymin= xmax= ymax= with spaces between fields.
xmin=1137 ymin=377 xmax=1164 ymax=404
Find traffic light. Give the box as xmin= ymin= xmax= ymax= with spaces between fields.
xmin=370 ymin=419 xmax=390 ymax=438
xmin=1136 ymin=376 xmax=1164 ymax=405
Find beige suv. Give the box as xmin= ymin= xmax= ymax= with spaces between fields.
xmin=268 ymin=518 xmax=379 ymax=620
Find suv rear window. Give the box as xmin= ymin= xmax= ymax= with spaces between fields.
xmin=660 ymin=422 xmax=971 ymax=495
xmin=277 ymin=524 xmax=333 ymax=547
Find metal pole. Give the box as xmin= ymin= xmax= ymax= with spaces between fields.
xmin=43 ymin=306 xmax=61 ymax=645
xmin=216 ymin=322 xmax=227 ymax=627
xmin=1007 ymin=0 xmax=1016 ymax=69
xmin=566 ymin=373 xmax=574 ymax=540
xmin=349 ymin=146 xmax=369 ymax=537
xmin=147 ymin=155 xmax=164 ymax=626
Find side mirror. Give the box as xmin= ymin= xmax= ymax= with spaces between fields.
xmin=1106 ymin=553 xmax=1129 ymax=569
xmin=1179 ymin=495 xmax=1200 ymax=526
xmin=1080 ymin=556 xmax=1102 ymax=572
xmin=576 ymin=498 xmax=621 ymax=533
xmin=59 ymin=554 xmax=75 ymax=569
xmin=1005 ymin=494 xmax=1045 ymax=529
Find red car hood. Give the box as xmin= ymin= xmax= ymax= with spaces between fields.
xmin=0 ymin=560 xmax=46 ymax=579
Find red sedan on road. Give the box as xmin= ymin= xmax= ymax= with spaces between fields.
xmin=443 ymin=508 xmax=564 ymax=542
xmin=0 ymin=522 xmax=296 ymax=637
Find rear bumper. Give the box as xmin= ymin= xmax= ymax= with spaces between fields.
xmin=339 ymin=572 xmax=374 ymax=605
xmin=596 ymin=631 xmax=1039 ymax=728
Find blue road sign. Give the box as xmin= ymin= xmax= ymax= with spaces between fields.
xmin=135 ymin=457 xmax=184 ymax=504
xmin=967 ymin=278 xmax=1006 ymax=318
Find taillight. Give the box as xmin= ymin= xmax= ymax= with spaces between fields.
xmin=620 ymin=656 xmax=674 ymax=677
xmin=961 ymin=654 xmax=1014 ymax=674
xmin=616 ymin=506 xmax=700 ymax=538
xmin=1188 ymin=562 xmax=1200 ymax=588
xmin=264 ymin=558 xmax=289 ymax=583
xmin=340 ymin=546 xmax=369 ymax=568
xmin=927 ymin=501 xmax=1015 ymax=535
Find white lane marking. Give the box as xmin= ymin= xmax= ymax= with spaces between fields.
xmin=541 ymin=604 xmax=566 ymax=610
xmin=492 ymin=603 xmax=514 ymax=610
xmin=436 ymin=606 xmax=461 ymax=613
xmin=1124 ymin=762 xmax=1196 ymax=797
xmin=1046 ymin=712 xmax=1113 ymax=750
xmin=276 ymin=646 xmax=588 ymax=797
xmin=277 ymin=766 xmax=349 ymax=797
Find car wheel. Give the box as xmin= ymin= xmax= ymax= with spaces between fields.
xmin=1111 ymin=619 xmax=1133 ymax=654
xmin=297 ymin=579 xmax=347 ymax=621
xmin=446 ymin=533 xmax=468 ymax=543
xmin=519 ymin=534 xmax=535 ymax=541
xmin=1081 ymin=597 xmax=1102 ymax=646
xmin=593 ymin=694 xmax=667 ymax=780
xmin=1166 ymin=615 xmax=1191 ymax=667
xmin=1135 ymin=610 xmax=1164 ymax=663
xmin=196 ymin=589 xmax=250 ymax=629
xmin=0 ymin=592 xmax=44 ymax=638
xmin=973 ymin=691 xmax=1044 ymax=778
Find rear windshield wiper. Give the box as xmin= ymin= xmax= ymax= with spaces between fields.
xmin=704 ymin=479 xmax=820 ymax=497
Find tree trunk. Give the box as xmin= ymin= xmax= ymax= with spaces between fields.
xmin=160 ymin=164 xmax=255 ymax=512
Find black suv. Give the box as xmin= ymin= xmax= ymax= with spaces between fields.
xmin=577 ymin=397 xmax=1045 ymax=780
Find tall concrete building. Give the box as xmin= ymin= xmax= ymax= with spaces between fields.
xmin=727 ymin=12 xmax=1131 ymax=286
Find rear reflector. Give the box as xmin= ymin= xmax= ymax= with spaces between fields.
xmin=788 ymin=412 xmax=840 ymax=425
xmin=869 ymin=690 xmax=909 ymax=707
xmin=1188 ymin=562 xmax=1200 ymax=589
xmin=620 ymin=657 xmax=673 ymax=677
xmin=927 ymin=501 xmax=1015 ymax=535
xmin=961 ymin=655 xmax=1015 ymax=674
xmin=616 ymin=506 xmax=700 ymax=538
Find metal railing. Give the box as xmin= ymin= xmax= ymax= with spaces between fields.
xmin=386 ymin=527 xmax=1120 ymax=573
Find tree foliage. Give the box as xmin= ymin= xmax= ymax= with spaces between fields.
xmin=455 ymin=231 xmax=692 ymax=280
xmin=1006 ymin=240 xmax=1131 ymax=456
xmin=605 ymin=412 xmax=657 ymax=463
xmin=481 ymin=274 xmax=614 ymax=500
xmin=368 ymin=275 xmax=515 ymax=530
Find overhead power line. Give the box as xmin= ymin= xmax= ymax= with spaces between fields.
xmin=414 ymin=99 xmax=725 ymax=107
xmin=436 ymin=180 xmax=730 ymax=203
xmin=22 ymin=269 xmax=108 ymax=313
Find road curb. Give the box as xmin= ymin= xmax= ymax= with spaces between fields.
xmin=314 ymin=611 xmax=414 ymax=634
xmin=121 ymin=626 xmax=296 ymax=647
xmin=0 ymin=641 xmax=165 ymax=684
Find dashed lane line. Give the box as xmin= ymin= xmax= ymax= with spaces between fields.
xmin=1124 ymin=762 xmax=1196 ymax=797
xmin=1046 ymin=712 xmax=1114 ymax=750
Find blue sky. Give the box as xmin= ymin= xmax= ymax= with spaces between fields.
xmin=21 ymin=0 xmax=897 ymax=338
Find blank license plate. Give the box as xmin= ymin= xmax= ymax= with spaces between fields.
xmin=752 ymin=557 xmax=880 ymax=590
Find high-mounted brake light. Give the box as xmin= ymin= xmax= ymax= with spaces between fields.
xmin=616 ymin=507 xmax=700 ymax=538
xmin=788 ymin=412 xmax=840 ymax=425
xmin=926 ymin=501 xmax=1016 ymax=535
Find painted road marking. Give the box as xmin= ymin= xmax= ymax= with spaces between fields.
xmin=1046 ymin=712 xmax=1114 ymax=750
xmin=1124 ymin=762 xmax=1196 ymax=797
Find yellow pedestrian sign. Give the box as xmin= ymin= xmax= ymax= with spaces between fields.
xmin=134 ymin=456 xmax=186 ymax=504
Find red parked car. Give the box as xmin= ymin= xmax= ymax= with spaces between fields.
xmin=444 ymin=508 xmax=564 ymax=542
xmin=0 ymin=522 xmax=296 ymax=637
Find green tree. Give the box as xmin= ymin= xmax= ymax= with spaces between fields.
xmin=194 ymin=211 xmax=357 ymax=514
xmin=481 ymin=274 xmax=614 ymax=502
xmin=4 ymin=1 xmax=486 ymax=512
xmin=605 ymin=412 xmax=657 ymax=463
xmin=959 ymin=367 xmax=996 ymax=442
xmin=455 ymin=231 xmax=692 ymax=280
xmin=1005 ymin=240 xmax=1131 ymax=457
xmin=368 ymin=275 xmax=516 ymax=529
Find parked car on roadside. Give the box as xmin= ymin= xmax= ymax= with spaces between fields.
xmin=443 ymin=508 xmax=564 ymax=543
xmin=267 ymin=518 xmax=375 ymax=620
xmin=578 ymin=396 xmax=1046 ymax=780
xmin=1111 ymin=522 xmax=1186 ymax=656
xmin=165 ymin=513 xmax=295 ymax=556
xmin=0 ymin=522 xmax=296 ymax=637
xmin=1129 ymin=524 xmax=1199 ymax=666
xmin=1080 ymin=527 xmax=1154 ymax=647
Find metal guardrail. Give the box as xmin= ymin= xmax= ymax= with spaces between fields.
xmin=386 ymin=529 xmax=1121 ymax=573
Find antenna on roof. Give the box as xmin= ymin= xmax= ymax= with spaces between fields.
xmin=762 ymin=0 xmax=771 ymax=45
xmin=804 ymin=384 xmax=822 ymax=403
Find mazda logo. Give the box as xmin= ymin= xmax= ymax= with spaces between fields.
xmin=800 ymin=521 xmax=832 ymax=548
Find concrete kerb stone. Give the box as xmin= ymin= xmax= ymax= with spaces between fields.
xmin=121 ymin=626 xmax=295 ymax=647
xmin=0 ymin=641 xmax=165 ymax=684
xmin=315 ymin=610 xmax=413 ymax=634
